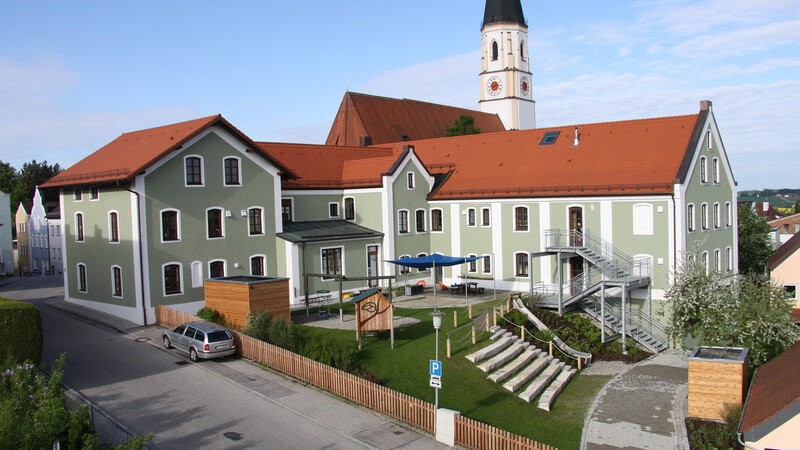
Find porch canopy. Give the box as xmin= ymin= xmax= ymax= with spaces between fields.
xmin=386 ymin=253 xmax=485 ymax=269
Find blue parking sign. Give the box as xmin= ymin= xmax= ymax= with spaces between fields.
xmin=430 ymin=360 xmax=442 ymax=377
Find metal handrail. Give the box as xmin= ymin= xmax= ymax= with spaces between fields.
xmin=545 ymin=229 xmax=655 ymax=280
xmin=601 ymin=297 xmax=668 ymax=344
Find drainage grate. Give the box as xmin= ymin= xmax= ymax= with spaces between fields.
xmin=135 ymin=337 xmax=152 ymax=343
xmin=223 ymin=431 xmax=243 ymax=441
xmin=174 ymin=360 xmax=189 ymax=366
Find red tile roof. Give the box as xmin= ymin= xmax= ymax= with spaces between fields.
xmin=740 ymin=341 xmax=800 ymax=432
xmin=257 ymin=142 xmax=395 ymax=189
xmin=42 ymin=115 xmax=295 ymax=189
xmin=325 ymin=92 xmax=506 ymax=147
xmin=768 ymin=231 xmax=800 ymax=270
xmin=380 ymin=113 xmax=702 ymax=200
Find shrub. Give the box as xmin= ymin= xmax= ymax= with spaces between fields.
xmin=302 ymin=335 xmax=358 ymax=372
xmin=197 ymin=307 xmax=223 ymax=325
xmin=0 ymin=298 xmax=43 ymax=365
xmin=504 ymin=310 xmax=529 ymax=328
xmin=266 ymin=318 xmax=304 ymax=353
xmin=244 ymin=310 xmax=273 ymax=342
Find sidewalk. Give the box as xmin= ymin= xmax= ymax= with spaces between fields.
xmin=581 ymin=350 xmax=690 ymax=449
xmin=44 ymin=297 xmax=446 ymax=450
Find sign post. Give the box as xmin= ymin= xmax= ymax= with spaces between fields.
xmin=430 ymin=359 xmax=442 ymax=389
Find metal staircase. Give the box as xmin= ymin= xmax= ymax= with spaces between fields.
xmin=531 ymin=229 xmax=667 ymax=353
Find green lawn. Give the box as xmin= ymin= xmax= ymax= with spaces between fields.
xmin=294 ymin=302 xmax=611 ymax=450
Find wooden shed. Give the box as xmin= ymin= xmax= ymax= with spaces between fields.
xmin=204 ymin=276 xmax=290 ymax=329
xmin=350 ymin=288 xmax=394 ymax=349
xmin=688 ymin=346 xmax=749 ymax=420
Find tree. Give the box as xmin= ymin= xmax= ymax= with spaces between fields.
xmin=0 ymin=161 xmax=18 ymax=195
xmin=737 ymin=204 xmax=775 ymax=277
xmin=665 ymin=250 xmax=798 ymax=369
xmin=445 ymin=114 xmax=481 ymax=136
xmin=11 ymin=159 xmax=62 ymax=207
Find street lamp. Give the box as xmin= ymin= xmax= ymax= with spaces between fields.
xmin=430 ymin=310 xmax=445 ymax=410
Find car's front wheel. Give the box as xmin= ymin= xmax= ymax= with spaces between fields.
xmin=189 ymin=347 xmax=199 ymax=362
xmin=163 ymin=336 xmax=172 ymax=349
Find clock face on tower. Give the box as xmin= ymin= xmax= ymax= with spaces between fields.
xmin=486 ymin=76 xmax=503 ymax=96
xmin=520 ymin=76 xmax=530 ymax=97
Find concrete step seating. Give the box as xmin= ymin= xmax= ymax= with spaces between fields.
xmin=465 ymin=335 xmax=516 ymax=363
xmin=537 ymin=367 xmax=577 ymax=411
xmin=518 ymin=361 xmax=566 ymax=403
xmin=489 ymin=348 xmax=541 ymax=383
xmin=489 ymin=328 xmax=508 ymax=340
xmin=477 ymin=341 xmax=529 ymax=372
xmin=503 ymin=353 xmax=552 ymax=392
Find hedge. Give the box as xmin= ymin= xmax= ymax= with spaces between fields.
xmin=0 ymin=297 xmax=43 ymax=365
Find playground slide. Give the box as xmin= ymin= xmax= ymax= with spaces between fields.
xmin=512 ymin=298 xmax=592 ymax=365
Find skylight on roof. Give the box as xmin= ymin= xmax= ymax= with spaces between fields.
xmin=539 ymin=131 xmax=560 ymax=146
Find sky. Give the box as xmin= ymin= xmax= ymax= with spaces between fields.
xmin=1 ymin=0 xmax=798 ymax=191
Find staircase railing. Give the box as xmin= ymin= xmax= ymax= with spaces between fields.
xmin=545 ymin=229 xmax=653 ymax=280
xmin=601 ymin=297 xmax=668 ymax=344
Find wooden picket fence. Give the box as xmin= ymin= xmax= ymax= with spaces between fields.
xmin=155 ymin=305 xmax=556 ymax=449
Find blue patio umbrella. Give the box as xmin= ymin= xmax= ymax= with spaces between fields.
xmin=387 ymin=254 xmax=486 ymax=310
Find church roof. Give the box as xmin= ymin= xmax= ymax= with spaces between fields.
xmin=325 ymin=92 xmax=506 ymax=147
xmin=42 ymin=115 xmax=296 ymax=189
xmin=482 ymin=0 xmax=527 ymax=28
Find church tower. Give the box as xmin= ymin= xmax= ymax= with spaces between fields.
xmin=479 ymin=0 xmax=535 ymax=130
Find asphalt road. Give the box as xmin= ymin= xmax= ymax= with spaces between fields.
xmin=1 ymin=276 xmax=443 ymax=450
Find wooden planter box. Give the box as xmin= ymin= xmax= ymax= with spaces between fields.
xmin=204 ymin=276 xmax=290 ymax=329
xmin=687 ymin=346 xmax=749 ymax=420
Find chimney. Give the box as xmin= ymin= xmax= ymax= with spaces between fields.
xmin=700 ymin=100 xmax=712 ymax=111
xmin=573 ymin=127 xmax=579 ymax=146
xmin=763 ymin=202 xmax=769 ymax=212
xmin=359 ymin=136 xmax=372 ymax=146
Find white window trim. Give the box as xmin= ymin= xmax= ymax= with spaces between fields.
xmin=513 ymin=251 xmax=529 ymax=278
xmin=208 ymin=259 xmax=227 ymax=278
xmin=73 ymin=188 xmax=83 ymax=202
xmin=725 ymin=202 xmax=733 ymax=228
xmin=321 ymin=246 xmax=344 ymax=280
xmin=343 ymin=196 xmax=356 ymax=221
xmin=687 ymin=203 xmax=696 ymax=233
xmin=205 ymin=207 xmax=226 ymax=240
xmin=701 ymin=203 xmax=709 ymax=231
xmin=725 ymin=247 xmax=733 ymax=272
xmin=162 ymin=261 xmax=184 ymax=297
xmin=430 ymin=208 xmax=444 ymax=233
xmin=712 ymin=157 xmax=720 ymax=184
xmin=89 ymin=186 xmax=100 ymax=201
xmin=281 ymin=197 xmax=294 ymax=222
xmin=407 ymin=172 xmax=415 ymax=190
xmin=482 ymin=254 xmax=492 ymax=274
xmin=328 ymin=202 xmax=340 ymax=219
xmin=513 ymin=205 xmax=529 ymax=233
xmin=248 ymin=206 xmax=265 ymax=236
xmin=110 ymin=265 xmax=123 ymax=298
xmin=467 ymin=254 xmax=478 ymax=273
xmin=223 ymin=156 xmax=242 ymax=187
xmin=398 ymin=209 xmax=410 ymax=234
xmin=398 ymin=254 xmax=412 ymax=274
xmin=701 ymin=251 xmax=709 ymax=275
xmin=184 ymin=154 xmax=205 ymax=187
xmin=466 ymin=207 xmax=477 ymax=227
xmin=250 ymin=254 xmax=267 ymax=276
xmin=108 ymin=210 xmax=120 ymax=244
xmin=714 ymin=249 xmax=721 ymax=272
xmin=783 ymin=284 xmax=798 ymax=300
xmin=74 ymin=212 xmax=84 ymax=243
xmin=713 ymin=202 xmax=721 ymax=229
xmin=632 ymin=203 xmax=654 ymax=236
xmin=416 ymin=253 xmax=428 ymax=272
xmin=415 ymin=208 xmax=427 ymax=234
xmin=700 ymin=156 xmax=708 ymax=184
xmin=160 ymin=208 xmax=181 ymax=243
xmin=481 ymin=207 xmax=491 ymax=227
xmin=76 ymin=262 xmax=88 ymax=293
xmin=707 ymin=130 xmax=712 ymax=150
xmin=191 ymin=261 xmax=203 ymax=288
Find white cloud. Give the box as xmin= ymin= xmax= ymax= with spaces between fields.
xmin=672 ymin=20 xmax=800 ymax=58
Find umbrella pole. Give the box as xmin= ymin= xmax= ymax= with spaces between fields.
xmin=433 ymin=261 xmax=437 ymax=312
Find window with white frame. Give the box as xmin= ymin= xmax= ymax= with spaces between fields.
xmin=783 ymin=284 xmax=798 ymax=300
xmin=514 ymin=252 xmax=528 ymax=277
xmin=90 ymin=186 xmax=99 ymax=200
xmin=185 ymin=155 xmax=203 ymax=186
xmin=163 ymin=263 xmax=182 ymax=295
xmin=191 ymin=261 xmax=203 ymax=288
xmin=74 ymin=188 xmax=82 ymax=201
xmin=398 ymin=255 xmax=411 ymax=274
xmin=77 ymin=263 xmax=87 ymax=292
xmin=714 ymin=249 xmax=721 ymax=272
xmin=209 ymin=260 xmax=226 ymax=278
xmin=407 ymin=172 xmax=415 ymax=190
xmin=321 ymin=247 xmax=343 ymax=278
xmin=688 ymin=204 xmax=696 ymax=232
xmin=248 ymin=207 xmax=264 ymax=235
xmin=75 ymin=213 xmax=84 ymax=242
xmin=467 ymin=254 xmax=477 ymax=273
xmin=725 ymin=202 xmax=732 ymax=228
xmin=431 ymin=209 xmax=443 ymax=232
xmin=712 ymin=158 xmax=720 ymax=184
xmin=111 ymin=265 xmax=123 ymax=298
xmin=417 ymin=253 xmax=428 ymax=272
xmin=207 ymin=207 xmax=224 ymax=239
xmin=726 ymin=247 xmax=733 ymax=272
xmin=398 ymin=210 xmax=409 ymax=234
xmin=701 ymin=203 xmax=708 ymax=231
xmin=481 ymin=208 xmax=490 ymax=227
xmin=700 ymin=156 xmax=708 ymax=183
xmin=713 ymin=203 xmax=720 ymax=229
xmin=415 ymin=209 xmax=426 ymax=233
xmin=282 ymin=198 xmax=293 ymax=222
xmin=701 ymin=251 xmax=709 ymax=275
xmin=108 ymin=211 xmax=119 ymax=243
xmin=161 ymin=209 xmax=180 ymax=242
xmin=707 ymin=130 xmax=712 ymax=150
xmin=250 ymin=255 xmax=266 ymax=276
xmin=467 ymin=208 xmax=476 ymax=227
xmin=344 ymin=197 xmax=355 ymax=221
xmin=223 ymin=157 xmax=241 ymax=186
xmin=633 ymin=203 xmax=654 ymax=235
xmin=514 ymin=206 xmax=528 ymax=231
xmin=482 ymin=255 xmax=492 ymax=274
xmin=328 ymin=202 xmax=339 ymax=218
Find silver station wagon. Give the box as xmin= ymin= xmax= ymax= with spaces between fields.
xmin=162 ymin=321 xmax=236 ymax=362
